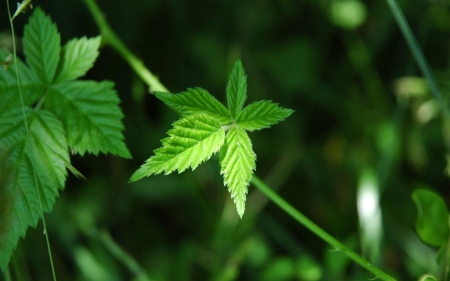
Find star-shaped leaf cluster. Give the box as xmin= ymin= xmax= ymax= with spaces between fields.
xmin=0 ymin=8 xmax=130 ymax=271
xmin=130 ymin=60 xmax=294 ymax=218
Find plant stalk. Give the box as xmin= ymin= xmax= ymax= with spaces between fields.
xmin=251 ymin=175 xmax=396 ymax=281
xmin=385 ymin=0 xmax=447 ymax=115
xmin=83 ymin=0 xmax=168 ymax=93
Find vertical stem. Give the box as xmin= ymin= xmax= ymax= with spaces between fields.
xmin=386 ymin=0 xmax=446 ymax=115
xmin=251 ymin=175 xmax=397 ymax=281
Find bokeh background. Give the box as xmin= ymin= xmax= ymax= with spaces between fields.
xmin=1 ymin=0 xmax=450 ymax=280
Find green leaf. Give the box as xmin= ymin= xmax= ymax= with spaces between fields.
xmin=226 ymin=60 xmax=247 ymax=118
xmin=0 ymin=50 xmax=44 ymax=115
xmin=412 ymin=189 xmax=450 ymax=247
xmin=130 ymin=113 xmax=225 ymax=182
xmin=236 ymin=100 xmax=294 ymax=131
xmin=54 ymin=36 xmax=102 ymax=83
xmin=155 ymin=88 xmax=231 ymax=124
xmin=220 ymin=127 xmax=255 ymax=218
xmin=0 ymin=108 xmax=69 ymax=271
xmin=22 ymin=8 xmax=61 ymax=85
xmin=45 ymin=80 xmax=131 ymax=158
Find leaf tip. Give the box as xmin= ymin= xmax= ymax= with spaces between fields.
xmin=236 ymin=200 xmax=245 ymax=218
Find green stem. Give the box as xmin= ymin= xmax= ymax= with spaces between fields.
xmin=251 ymin=175 xmax=396 ymax=281
xmin=83 ymin=1 xmax=397 ymax=279
xmin=82 ymin=0 xmax=168 ymax=93
xmin=386 ymin=0 xmax=446 ymax=115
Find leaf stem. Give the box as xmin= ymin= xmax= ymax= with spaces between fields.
xmin=82 ymin=0 xmax=168 ymax=93
xmin=385 ymin=0 xmax=447 ymax=115
xmin=251 ymin=175 xmax=397 ymax=281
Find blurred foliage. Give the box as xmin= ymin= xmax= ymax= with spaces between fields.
xmin=2 ymin=0 xmax=450 ymax=280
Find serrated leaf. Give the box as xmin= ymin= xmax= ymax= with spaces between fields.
xmin=0 ymin=108 xmax=68 ymax=271
xmin=54 ymin=36 xmax=102 ymax=83
xmin=412 ymin=189 xmax=450 ymax=247
xmin=130 ymin=114 xmax=225 ymax=182
xmin=236 ymin=100 xmax=294 ymax=131
xmin=45 ymin=80 xmax=131 ymax=158
xmin=155 ymin=88 xmax=231 ymax=124
xmin=220 ymin=127 xmax=255 ymax=218
xmin=22 ymin=8 xmax=60 ymax=85
xmin=226 ymin=60 xmax=247 ymax=118
xmin=0 ymin=50 xmax=44 ymax=114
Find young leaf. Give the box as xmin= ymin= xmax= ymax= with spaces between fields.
xmin=412 ymin=189 xmax=449 ymax=247
xmin=45 ymin=80 xmax=131 ymax=158
xmin=220 ymin=127 xmax=256 ymax=218
xmin=22 ymin=8 xmax=60 ymax=85
xmin=11 ymin=0 xmax=33 ymax=20
xmin=130 ymin=113 xmax=225 ymax=182
xmin=236 ymin=100 xmax=294 ymax=131
xmin=226 ymin=60 xmax=247 ymax=119
xmin=54 ymin=36 xmax=102 ymax=83
xmin=155 ymin=88 xmax=231 ymax=124
xmin=0 ymin=108 xmax=69 ymax=271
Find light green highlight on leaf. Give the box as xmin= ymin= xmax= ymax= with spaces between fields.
xmin=236 ymin=100 xmax=294 ymax=131
xmin=226 ymin=60 xmax=247 ymax=119
xmin=220 ymin=127 xmax=256 ymax=218
xmin=55 ymin=36 xmax=102 ymax=83
xmin=130 ymin=113 xmax=225 ymax=182
xmin=155 ymin=88 xmax=231 ymax=124
xmin=412 ymin=189 xmax=449 ymax=247
xmin=45 ymin=80 xmax=131 ymax=158
xmin=0 ymin=108 xmax=69 ymax=271
xmin=22 ymin=8 xmax=60 ymax=85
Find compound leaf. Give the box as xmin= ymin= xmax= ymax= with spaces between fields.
xmin=237 ymin=100 xmax=294 ymax=131
xmin=130 ymin=113 xmax=225 ymax=182
xmin=54 ymin=36 xmax=102 ymax=83
xmin=155 ymin=88 xmax=231 ymax=124
xmin=226 ymin=60 xmax=247 ymax=119
xmin=45 ymin=80 xmax=131 ymax=158
xmin=22 ymin=8 xmax=60 ymax=85
xmin=220 ymin=127 xmax=255 ymax=218
xmin=0 ymin=108 xmax=68 ymax=271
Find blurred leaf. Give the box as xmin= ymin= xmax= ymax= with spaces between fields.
xmin=329 ymin=0 xmax=367 ymax=30
xmin=296 ymin=255 xmax=322 ymax=281
xmin=412 ymin=189 xmax=449 ymax=247
xmin=262 ymin=256 xmax=295 ymax=281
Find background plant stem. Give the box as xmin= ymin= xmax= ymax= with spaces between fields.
xmin=84 ymin=1 xmax=397 ymax=279
xmin=385 ymin=0 xmax=446 ymax=115
xmin=251 ymin=176 xmax=396 ymax=281
xmin=83 ymin=0 xmax=168 ymax=93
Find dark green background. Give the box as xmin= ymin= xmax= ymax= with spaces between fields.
xmin=2 ymin=0 xmax=450 ymax=280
